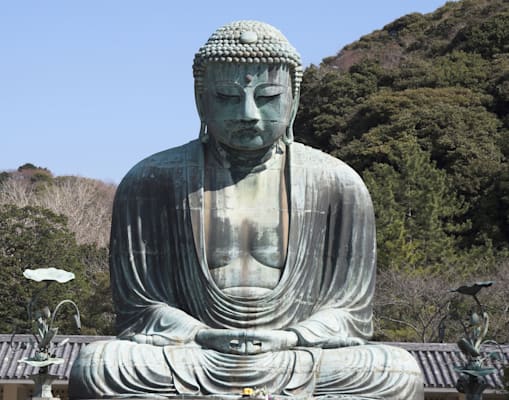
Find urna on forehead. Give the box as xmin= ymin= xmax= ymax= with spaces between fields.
xmin=193 ymin=20 xmax=303 ymax=96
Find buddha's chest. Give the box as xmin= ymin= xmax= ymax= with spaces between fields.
xmin=203 ymin=166 xmax=289 ymax=295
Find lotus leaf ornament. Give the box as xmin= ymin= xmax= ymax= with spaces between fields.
xmin=19 ymin=357 xmax=65 ymax=368
xmin=23 ymin=267 xmax=75 ymax=283
xmin=450 ymin=281 xmax=493 ymax=296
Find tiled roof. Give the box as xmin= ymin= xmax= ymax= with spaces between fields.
xmin=400 ymin=341 xmax=508 ymax=392
xmin=0 ymin=334 xmax=112 ymax=381
xmin=1 ymin=335 xmax=507 ymax=392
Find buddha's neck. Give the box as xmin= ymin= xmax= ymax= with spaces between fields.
xmin=206 ymin=137 xmax=284 ymax=172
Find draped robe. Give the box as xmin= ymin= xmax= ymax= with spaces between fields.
xmin=69 ymin=140 xmax=424 ymax=399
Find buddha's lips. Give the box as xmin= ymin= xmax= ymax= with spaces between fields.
xmin=232 ymin=128 xmax=261 ymax=137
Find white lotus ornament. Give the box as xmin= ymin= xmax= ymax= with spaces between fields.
xmin=23 ymin=268 xmax=75 ymax=283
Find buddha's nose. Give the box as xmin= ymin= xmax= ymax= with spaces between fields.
xmin=240 ymin=93 xmax=260 ymax=123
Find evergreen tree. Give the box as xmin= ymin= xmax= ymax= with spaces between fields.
xmin=363 ymin=136 xmax=465 ymax=271
xmin=0 ymin=205 xmax=85 ymax=333
xmin=0 ymin=204 xmax=114 ymax=334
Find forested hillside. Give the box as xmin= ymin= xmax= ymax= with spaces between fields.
xmin=294 ymin=0 xmax=509 ymax=342
xmin=1 ymin=0 xmax=508 ymax=343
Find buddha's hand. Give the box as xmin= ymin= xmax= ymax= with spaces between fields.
xmin=195 ymin=329 xmax=298 ymax=355
xmin=321 ymin=336 xmax=366 ymax=348
xmin=128 ymin=333 xmax=173 ymax=346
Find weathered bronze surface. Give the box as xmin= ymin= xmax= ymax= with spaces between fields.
xmin=69 ymin=21 xmax=424 ymax=399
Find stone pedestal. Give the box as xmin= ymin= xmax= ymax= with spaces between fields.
xmin=29 ymin=373 xmax=60 ymax=399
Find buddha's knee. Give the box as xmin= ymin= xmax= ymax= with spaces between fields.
xmin=69 ymin=340 xmax=112 ymax=398
xmin=376 ymin=344 xmax=421 ymax=373
xmin=71 ymin=340 xmax=122 ymax=377
xmin=70 ymin=340 xmax=173 ymax=398
xmin=317 ymin=344 xmax=424 ymax=399
xmin=321 ymin=344 xmax=420 ymax=373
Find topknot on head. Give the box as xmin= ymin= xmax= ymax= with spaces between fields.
xmin=193 ymin=20 xmax=303 ymax=96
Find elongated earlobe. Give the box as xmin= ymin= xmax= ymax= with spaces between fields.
xmin=284 ymin=126 xmax=294 ymax=144
xmin=199 ymin=121 xmax=209 ymax=143
xmin=284 ymin=92 xmax=300 ymax=144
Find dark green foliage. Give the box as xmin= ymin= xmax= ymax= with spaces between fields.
xmin=0 ymin=172 xmax=9 ymax=185
xmin=0 ymin=204 xmax=114 ymax=335
xmin=451 ymin=13 xmax=509 ymax=58
xmin=295 ymin=61 xmax=387 ymax=152
xmin=0 ymin=204 xmax=84 ymax=333
xmin=77 ymin=244 xmax=115 ymax=335
xmin=362 ymin=137 xmax=465 ymax=271
xmin=17 ymin=163 xmax=38 ymax=171
xmin=341 ymin=88 xmax=502 ymax=244
xmin=393 ymin=51 xmax=490 ymax=91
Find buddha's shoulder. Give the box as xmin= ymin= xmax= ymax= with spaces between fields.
xmin=290 ymin=142 xmax=364 ymax=186
xmin=120 ymin=140 xmax=201 ymax=182
xmin=134 ymin=140 xmax=201 ymax=170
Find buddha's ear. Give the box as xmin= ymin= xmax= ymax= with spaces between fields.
xmin=195 ymin=87 xmax=209 ymax=143
xmin=285 ymin=90 xmax=300 ymax=144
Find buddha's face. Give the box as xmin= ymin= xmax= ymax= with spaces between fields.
xmin=200 ymin=63 xmax=293 ymax=151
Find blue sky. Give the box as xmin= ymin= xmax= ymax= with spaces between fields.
xmin=1 ymin=0 xmax=452 ymax=183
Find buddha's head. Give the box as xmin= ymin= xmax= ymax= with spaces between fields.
xmin=193 ymin=21 xmax=302 ymax=151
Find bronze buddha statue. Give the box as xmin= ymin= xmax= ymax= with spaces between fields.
xmin=70 ymin=20 xmax=424 ymax=399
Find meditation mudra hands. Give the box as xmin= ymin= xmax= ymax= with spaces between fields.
xmin=195 ymin=329 xmax=368 ymax=354
xmin=195 ymin=329 xmax=299 ymax=355
xmin=128 ymin=328 xmax=366 ymax=353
